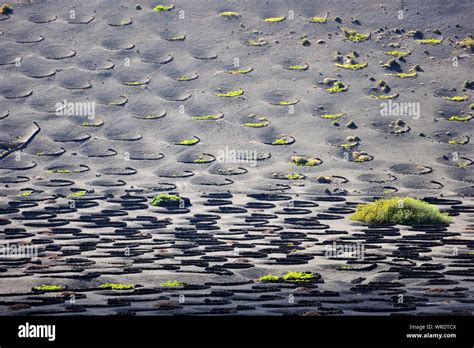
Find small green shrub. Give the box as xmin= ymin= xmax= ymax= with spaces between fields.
xmin=177 ymin=75 xmax=195 ymax=81
xmin=152 ymin=4 xmax=174 ymax=12
xmin=214 ymin=89 xmax=244 ymax=97
xmin=227 ymin=68 xmax=253 ymax=75
xmin=448 ymin=138 xmax=468 ymax=145
xmin=99 ymin=283 xmax=135 ymax=290
xmin=286 ymin=173 xmax=305 ymax=180
xmin=248 ymin=38 xmax=268 ymax=46
xmin=17 ymin=191 xmax=33 ymax=197
xmin=350 ymin=197 xmax=451 ymax=225
xmin=160 ymin=280 xmax=184 ymax=287
xmin=264 ymin=16 xmax=285 ymax=22
xmin=68 ymin=190 xmax=87 ymax=197
xmin=241 ymin=116 xmax=269 ymax=127
xmin=370 ymin=93 xmax=398 ymax=99
xmin=321 ymin=113 xmax=344 ymax=119
xmin=175 ymin=138 xmax=199 ymax=145
xmin=150 ymin=194 xmax=183 ymax=207
xmin=33 ymin=285 xmax=64 ymax=292
xmin=272 ymin=138 xmax=290 ymax=145
xmin=341 ymin=27 xmax=369 ymax=42
xmin=457 ymin=35 xmax=474 ymax=49
xmin=259 ymin=274 xmax=280 ymax=282
xmin=282 ymin=271 xmax=315 ymax=282
xmin=260 ymin=272 xmax=316 ymax=283
xmin=444 ymin=95 xmax=470 ymax=101
xmin=192 ymin=114 xmax=221 ymax=120
xmin=310 ymin=16 xmax=327 ymax=23
xmin=290 ymin=156 xmax=321 ymax=166
xmin=219 ymin=11 xmax=240 ymax=18
xmin=334 ymin=62 xmax=367 ymax=70
xmin=278 ymin=100 xmax=299 ymax=105
xmin=385 ymin=50 xmax=410 ymax=57
xmin=287 ymin=64 xmax=308 ymax=71
xmin=416 ymin=38 xmax=442 ymax=44
xmin=326 ymin=81 xmax=348 ymax=93
xmin=448 ymin=115 xmax=472 ymax=121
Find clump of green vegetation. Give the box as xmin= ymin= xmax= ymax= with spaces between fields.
xmin=241 ymin=116 xmax=269 ymax=128
xmin=33 ymin=285 xmax=64 ymax=292
xmin=350 ymin=197 xmax=452 ymax=225
xmin=193 ymin=155 xmax=212 ymax=163
xmin=264 ymin=16 xmax=285 ymax=22
xmin=448 ymin=138 xmax=468 ymax=145
xmin=175 ymin=138 xmax=199 ymax=145
xmin=152 ymin=4 xmax=174 ymax=12
xmin=352 ymin=151 xmax=372 ymax=162
xmin=99 ymin=283 xmax=135 ymax=290
xmin=272 ymin=137 xmax=290 ymax=145
xmin=286 ymin=173 xmax=305 ymax=180
xmin=448 ymin=115 xmax=472 ymax=121
xmin=47 ymin=169 xmax=73 ymax=173
xmin=68 ymin=190 xmax=87 ymax=197
xmin=370 ymin=93 xmax=399 ymax=100
xmin=338 ymin=142 xmax=358 ymax=149
xmin=219 ymin=11 xmax=240 ymax=18
xmin=81 ymin=121 xmax=102 ymax=127
xmin=167 ymin=35 xmax=185 ymax=41
xmin=326 ymin=81 xmax=348 ymax=93
xmin=334 ymin=62 xmax=367 ymax=70
xmin=17 ymin=191 xmax=33 ymax=197
xmin=248 ymin=38 xmax=268 ymax=46
xmin=444 ymin=95 xmax=470 ymax=102
xmin=290 ymin=156 xmax=321 ymax=166
xmin=469 ymin=103 xmax=474 ymax=110
xmin=286 ymin=64 xmax=308 ymax=71
xmin=416 ymin=38 xmax=442 ymax=44
xmin=341 ymin=27 xmax=370 ymax=42
xmin=388 ymin=70 xmax=417 ymax=78
xmin=259 ymin=274 xmax=280 ymax=282
xmin=385 ymin=50 xmax=410 ymax=57
xmin=259 ymin=272 xmax=317 ymax=283
xmin=177 ymin=75 xmax=195 ymax=81
xmin=160 ymin=280 xmax=184 ymax=287
xmin=192 ymin=114 xmax=222 ymax=120
xmin=110 ymin=97 xmax=127 ymax=106
xmin=456 ymin=34 xmax=474 ymax=49
xmin=150 ymin=193 xmax=183 ymax=207
xmin=214 ymin=89 xmax=244 ymax=97
xmin=310 ymin=16 xmax=327 ymax=23
xmin=226 ymin=67 xmax=253 ymax=75
xmin=282 ymin=271 xmax=315 ymax=282
xmin=278 ymin=99 xmax=299 ymax=105
xmin=321 ymin=113 xmax=344 ymax=119
xmin=123 ymin=81 xmax=149 ymax=86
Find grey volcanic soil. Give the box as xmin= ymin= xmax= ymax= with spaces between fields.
xmin=0 ymin=0 xmax=473 ymax=315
